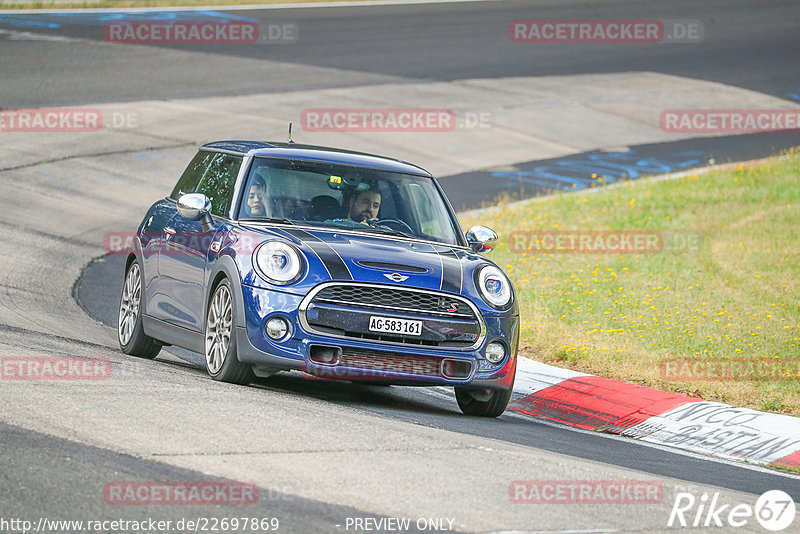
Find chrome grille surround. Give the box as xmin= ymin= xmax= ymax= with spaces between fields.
xmin=298 ymin=282 xmax=486 ymax=351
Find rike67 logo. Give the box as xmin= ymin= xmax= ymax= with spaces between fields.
xmin=669 ymin=490 xmax=795 ymax=531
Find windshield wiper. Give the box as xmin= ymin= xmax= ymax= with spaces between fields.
xmin=239 ymin=217 xmax=295 ymax=225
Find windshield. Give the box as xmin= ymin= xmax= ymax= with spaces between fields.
xmin=236 ymin=157 xmax=462 ymax=246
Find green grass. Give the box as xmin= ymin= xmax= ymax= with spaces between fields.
xmin=460 ymin=147 xmax=800 ymax=414
xmin=773 ymin=464 xmax=800 ymax=475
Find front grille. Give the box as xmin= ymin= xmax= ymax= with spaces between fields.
xmin=300 ymin=283 xmax=485 ymax=350
xmin=312 ymin=285 xmax=474 ymax=319
xmin=306 ymin=346 xmax=473 ymax=381
xmin=339 ymin=348 xmax=442 ymax=377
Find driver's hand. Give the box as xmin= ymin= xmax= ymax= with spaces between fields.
xmin=360 ymin=217 xmax=378 ymax=226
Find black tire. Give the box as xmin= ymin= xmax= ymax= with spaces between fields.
xmin=118 ymin=258 xmax=161 ymax=359
xmin=204 ymin=278 xmax=254 ymax=385
xmin=455 ymin=385 xmax=513 ymax=417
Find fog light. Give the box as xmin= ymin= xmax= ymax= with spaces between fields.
xmin=266 ymin=317 xmax=289 ymax=340
xmin=485 ymin=341 xmax=506 ymax=363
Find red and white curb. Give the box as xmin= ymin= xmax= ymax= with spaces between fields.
xmin=511 ymin=357 xmax=800 ymax=470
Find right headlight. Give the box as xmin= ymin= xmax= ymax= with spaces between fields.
xmin=476 ymin=265 xmax=512 ymax=308
xmin=254 ymin=241 xmax=304 ymax=285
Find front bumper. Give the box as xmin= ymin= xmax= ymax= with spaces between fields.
xmin=236 ymin=283 xmax=519 ymax=389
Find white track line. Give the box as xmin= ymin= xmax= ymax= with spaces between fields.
xmin=0 ymin=27 xmax=84 ymax=40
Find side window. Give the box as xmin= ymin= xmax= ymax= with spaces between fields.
xmin=195 ymin=153 xmax=243 ymax=218
xmin=407 ymin=183 xmax=439 ymax=235
xmin=170 ymin=151 xmax=214 ymax=200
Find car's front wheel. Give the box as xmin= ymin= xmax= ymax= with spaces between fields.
xmin=118 ymin=258 xmax=161 ymax=359
xmin=455 ymin=385 xmax=513 ymax=417
xmin=204 ymin=279 xmax=254 ymax=385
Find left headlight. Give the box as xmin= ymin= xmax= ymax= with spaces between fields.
xmin=476 ymin=265 xmax=512 ymax=308
xmin=254 ymin=241 xmax=304 ymax=285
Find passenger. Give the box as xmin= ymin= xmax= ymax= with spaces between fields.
xmin=246 ymin=176 xmax=267 ymax=217
xmin=347 ymin=188 xmax=381 ymax=225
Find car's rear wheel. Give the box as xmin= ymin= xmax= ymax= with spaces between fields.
xmin=455 ymin=385 xmax=513 ymax=417
xmin=118 ymin=258 xmax=161 ymax=359
xmin=205 ymin=279 xmax=254 ymax=385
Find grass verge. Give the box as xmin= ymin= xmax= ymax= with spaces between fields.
xmin=460 ymin=147 xmax=800 ymax=415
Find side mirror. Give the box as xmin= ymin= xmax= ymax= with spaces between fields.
xmin=466 ymin=225 xmax=498 ymax=253
xmin=177 ymin=193 xmax=214 ymax=232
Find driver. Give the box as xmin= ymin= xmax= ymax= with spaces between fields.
xmin=347 ymin=188 xmax=381 ymax=225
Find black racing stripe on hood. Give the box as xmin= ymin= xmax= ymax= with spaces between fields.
xmin=281 ymin=228 xmax=353 ymax=281
xmin=434 ymin=246 xmax=462 ymax=293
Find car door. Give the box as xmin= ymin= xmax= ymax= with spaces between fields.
xmin=140 ymin=200 xmax=179 ymax=314
xmin=154 ymin=151 xmax=242 ymax=331
xmin=147 ymin=150 xmax=215 ymax=322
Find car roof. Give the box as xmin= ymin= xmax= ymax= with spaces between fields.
xmin=201 ymin=141 xmax=433 ymax=177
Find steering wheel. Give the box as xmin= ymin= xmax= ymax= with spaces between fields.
xmin=372 ymin=218 xmax=415 ymax=235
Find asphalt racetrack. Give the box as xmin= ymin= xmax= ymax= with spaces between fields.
xmin=1 ymin=1 xmax=799 ymax=533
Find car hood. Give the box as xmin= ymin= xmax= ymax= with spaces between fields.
xmin=243 ymin=225 xmax=480 ymax=294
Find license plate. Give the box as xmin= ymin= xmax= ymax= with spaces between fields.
xmin=368 ymin=316 xmax=422 ymax=336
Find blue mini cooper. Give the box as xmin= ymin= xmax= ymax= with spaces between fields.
xmin=118 ymin=141 xmax=518 ymax=416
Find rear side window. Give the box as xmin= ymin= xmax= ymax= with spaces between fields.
xmin=170 ymin=150 xmax=214 ymax=200
xmin=195 ymin=153 xmax=243 ymax=218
